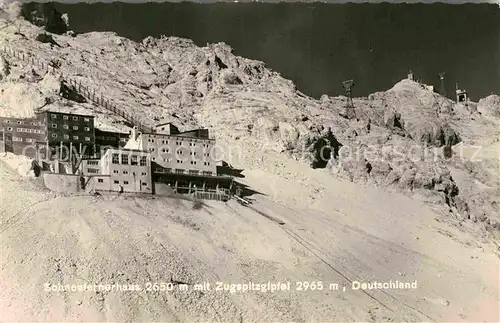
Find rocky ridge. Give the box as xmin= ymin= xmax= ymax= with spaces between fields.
xmin=0 ymin=2 xmax=498 ymax=234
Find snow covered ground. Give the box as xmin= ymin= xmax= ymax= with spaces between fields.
xmin=0 ymin=2 xmax=499 ymax=321
xmin=1 ymin=156 xmax=498 ymax=322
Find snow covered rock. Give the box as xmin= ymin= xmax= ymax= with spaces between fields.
xmin=477 ymin=95 xmax=500 ymax=118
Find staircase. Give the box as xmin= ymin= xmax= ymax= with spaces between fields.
xmin=0 ymin=45 xmax=153 ymax=133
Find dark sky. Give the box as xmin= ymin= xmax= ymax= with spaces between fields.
xmin=52 ymin=2 xmax=500 ymax=100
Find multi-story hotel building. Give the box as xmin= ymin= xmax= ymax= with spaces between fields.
xmin=0 ymin=116 xmax=46 ymax=157
xmin=43 ymin=111 xmax=95 ymax=156
xmin=0 ymin=110 xmax=96 ymax=158
xmin=125 ymin=123 xmax=217 ymax=177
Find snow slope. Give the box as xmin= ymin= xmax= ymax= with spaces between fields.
xmin=1 ymin=157 xmax=498 ymax=322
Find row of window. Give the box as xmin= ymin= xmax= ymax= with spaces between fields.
xmin=177 ymin=160 xmax=211 ymax=166
xmin=111 ymin=154 xmax=147 ymax=166
xmin=11 ymin=137 xmax=38 ymax=143
xmin=51 ymin=114 xmax=91 ymax=122
xmin=96 ymin=178 xmax=148 ymax=187
xmin=51 ymin=124 xmax=91 ymax=131
xmin=51 ymin=133 xmax=91 ymax=141
xmin=149 ymin=147 xmax=210 ymax=158
xmin=112 ymin=170 xmax=148 ymax=176
xmin=2 ymin=120 xmax=41 ymax=126
xmin=146 ymin=138 xmax=212 ymax=147
xmin=16 ymin=128 xmax=44 ymax=134
xmin=155 ymin=168 xmax=213 ymax=176
xmin=112 ymin=180 xmax=148 ymax=186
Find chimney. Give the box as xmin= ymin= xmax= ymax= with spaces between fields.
xmin=131 ymin=126 xmax=138 ymax=141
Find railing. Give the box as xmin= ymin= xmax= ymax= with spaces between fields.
xmin=0 ymin=45 xmax=153 ymax=133
xmin=194 ymin=191 xmax=230 ymax=202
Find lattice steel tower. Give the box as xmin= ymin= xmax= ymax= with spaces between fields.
xmin=342 ymin=79 xmax=355 ymax=108
xmin=439 ymin=72 xmax=447 ymax=98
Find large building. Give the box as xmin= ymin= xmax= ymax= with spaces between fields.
xmin=79 ymin=148 xmax=153 ymax=193
xmin=43 ymin=111 xmax=95 ymax=157
xmin=125 ymin=124 xmax=217 ymax=177
xmin=0 ymin=110 xmax=96 ymax=159
xmin=123 ymin=123 xmax=233 ymax=196
xmin=0 ymin=116 xmax=46 ymax=157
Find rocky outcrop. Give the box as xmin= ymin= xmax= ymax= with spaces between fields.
xmin=0 ymin=14 xmax=497 ymax=233
xmin=477 ymin=95 xmax=500 ymax=118
xmin=0 ymin=55 xmax=10 ymax=80
xmin=21 ymin=3 xmax=68 ymax=35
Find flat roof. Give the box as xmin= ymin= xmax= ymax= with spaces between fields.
xmin=105 ymin=148 xmax=149 ymax=153
xmin=155 ymin=122 xmax=177 ymax=127
xmin=141 ymin=132 xmax=215 ymax=141
xmin=153 ymin=172 xmax=233 ymax=181
xmin=36 ymin=110 xmax=95 ymax=118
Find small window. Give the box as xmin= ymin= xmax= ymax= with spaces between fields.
xmin=114 ymin=180 xmax=119 ymax=184
xmin=85 ymin=127 xmax=90 ymax=132
xmin=97 ymin=179 xmax=103 ymax=183
xmin=51 ymin=114 xmax=57 ymax=119
xmin=7 ymin=127 xmax=12 ymax=131
xmin=63 ymin=125 xmax=69 ymax=129
xmin=31 ymin=122 xmax=36 ymax=126
xmin=85 ymin=137 xmax=90 ymax=141
xmin=52 ymin=133 xmax=57 ymax=138
xmin=63 ymin=134 xmax=69 ymax=140
xmin=73 ymin=136 xmax=79 ymax=140
xmin=113 ymin=170 xmax=119 ymax=174
xmin=140 ymin=156 xmax=147 ymax=166
xmin=84 ymin=117 xmax=90 ymax=122
xmin=52 ymin=124 xmax=57 ymax=128
xmin=72 ymin=116 xmax=78 ymax=121
xmin=5 ymin=120 xmax=10 ymax=123
xmin=63 ymin=116 xmax=69 ymax=120
xmin=123 ymin=171 xmax=128 ymax=175
xmin=124 ymin=181 xmax=129 ymax=185
xmin=131 ymin=155 xmax=138 ymax=165
xmin=73 ymin=126 xmax=78 ymax=130
xmin=141 ymin=172 xmax=146 ymax=176
xmin=142 ymin=182 xmax=147 ymax=186
xmin=112 ymin=153 xmax=119 ymax=164
xmin=121 ymin=154 xmax=129 ymax=165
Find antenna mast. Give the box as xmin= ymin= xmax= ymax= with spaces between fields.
xmin=342 ymin=79 xmax=355 ymax=108
xmin=439 ymin=72 xmax=447 ymax=98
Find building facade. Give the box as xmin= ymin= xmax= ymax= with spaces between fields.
xmin=79 ymin=148 xmax=152 ymax=193
xmin=0 ymin=116 xmax=46 ymax=158
xmin=125 ymin=125 xmax=218 ymax=177
xmin=0 ymin=110 xmax=97 ymax=159
xmin=43 ymin=111 xmax=95 ymax=156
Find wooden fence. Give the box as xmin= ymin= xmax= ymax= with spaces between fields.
xmin=0 ymin=45 xmax=153 ymax=133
